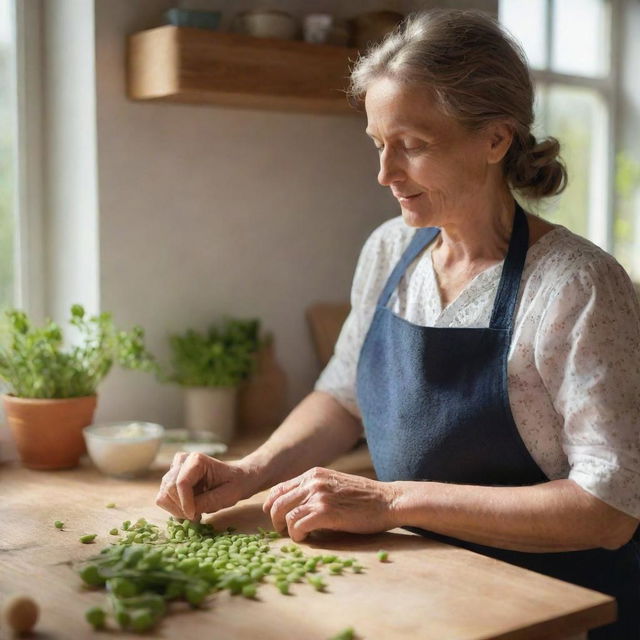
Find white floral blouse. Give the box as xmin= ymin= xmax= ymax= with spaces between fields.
xmin=315 ymin=215 xmax=640 ymax=519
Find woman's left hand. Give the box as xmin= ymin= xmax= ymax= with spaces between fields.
xmin=262 ymin=467 xmax=399 ymax=542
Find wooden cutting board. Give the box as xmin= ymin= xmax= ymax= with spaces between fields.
xmin=0 ymin=458 xmax=614 ymax=640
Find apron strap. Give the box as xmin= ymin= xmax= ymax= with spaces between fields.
xmin=375 ymin=203 xmax=529 ymax=327
xmin=489 ymin=203 xmax=529 ymax=330
xmin=376 ymin=226 xmax=440 ymax=309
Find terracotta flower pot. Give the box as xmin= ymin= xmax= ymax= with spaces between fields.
xmin=3 ymin=394 xmax=98 ymax=470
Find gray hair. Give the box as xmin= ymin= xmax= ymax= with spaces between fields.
xmin=348 ymin=9 xmax=567 ymax=200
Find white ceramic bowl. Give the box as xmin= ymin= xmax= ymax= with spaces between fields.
xmin=83 ymin=421 xmax=164 ymax=478
xmin=157 ymin=428 xmax=228 ymax=467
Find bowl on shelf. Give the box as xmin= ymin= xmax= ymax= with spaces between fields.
xmin=232 ymin=9 xmax=298 ymax=40
xmin=83 ymin=421 xmax=165 ymax=479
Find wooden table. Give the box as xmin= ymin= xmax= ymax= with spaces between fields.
xmin=0 ymin=446 xmax=615 ymax=640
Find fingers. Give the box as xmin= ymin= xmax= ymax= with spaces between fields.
xmin=268 ymin=485 xmax=309 ymax=533
xmin=262 ymin=468 xmax=333 ymax=538
xmin=175 ymin=453 xmax=211 ymax=521
xmin=287 ymin=505 xmax=329 ymax=543
xmin=262 ymin=475 xmax=304 ymax=515
xmin=155 ymin=452 xmax=189 ymax=519
xmin=193 ymin=477 xmax=241 ymax=517
xmin=263 ymin=466 xmax=328 ymax=514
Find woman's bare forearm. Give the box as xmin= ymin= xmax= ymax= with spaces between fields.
xmin=390 ymin=478 xmax=639 ymax=552
xmin=236 ymin=391 xmax=363 ymax=494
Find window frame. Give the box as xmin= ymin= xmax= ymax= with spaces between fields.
xmin=503 ymin=0 xmax=621 ymax=253
xmin=13 ymin=0 xmax=45 ymax=319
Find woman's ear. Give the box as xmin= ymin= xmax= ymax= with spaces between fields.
xmin=486 ymin=121 xmax=514 ymax=165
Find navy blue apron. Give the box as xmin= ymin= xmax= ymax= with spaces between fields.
xmin=356 ymin=204 xmax=639 ymax=639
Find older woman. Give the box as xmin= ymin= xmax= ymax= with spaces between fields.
xmin=156 ymin=10 xmax=640 ymax=638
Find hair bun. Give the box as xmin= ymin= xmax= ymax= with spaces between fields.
xmin=506 ymin=134 xmax=567 ymax=199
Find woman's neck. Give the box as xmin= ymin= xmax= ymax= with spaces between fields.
xmin=434 ymin=188 xmax=516 ymax=268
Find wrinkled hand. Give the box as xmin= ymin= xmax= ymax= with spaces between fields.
xmin=155 ymin=452 xmax=255 ymax=521
xmin=262 ymin=467 xmax=399 ymax=542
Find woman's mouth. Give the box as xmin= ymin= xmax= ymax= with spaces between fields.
xmin=395 ymin=192 xmax=422 ymax=202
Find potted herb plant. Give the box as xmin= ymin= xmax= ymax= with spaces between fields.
xmin=168 ymin=318 xmax=261 ymax=443
xmin=0 ymin=304 xmax=157 ymax=470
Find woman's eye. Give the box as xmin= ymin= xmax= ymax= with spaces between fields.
xmin=372 ymin=142 xmax=425 ymax=154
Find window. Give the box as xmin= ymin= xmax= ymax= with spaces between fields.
xmin=0 ymin=0 xmax=15 ymax=310
xmin=500 ymin=0 xmax=621 ymax=261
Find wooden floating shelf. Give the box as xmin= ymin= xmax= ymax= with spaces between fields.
xmin=127 ymin=26 xmax=362 ymax=115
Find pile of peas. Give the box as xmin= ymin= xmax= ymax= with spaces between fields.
xmin=78 ymin=517 xmax=365 ymax=633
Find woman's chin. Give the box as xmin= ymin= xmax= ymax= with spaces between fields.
xmin=400 ymin=207 xmax=436 ymax=229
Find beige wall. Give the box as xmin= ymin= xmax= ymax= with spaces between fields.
xmin=92 ymin=0 xmax=497 ymax=428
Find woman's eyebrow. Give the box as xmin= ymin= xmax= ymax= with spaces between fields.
xmin=365 ymin=125 xmax=434 ymax=138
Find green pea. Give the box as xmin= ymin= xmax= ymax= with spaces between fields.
xmin=109 ymin=577 xmax=139 ymax=598
xmin=185 ymin=583 xmax=209 ymax=606
xmin=79 ymin=564 xmax=104 ymax=586
xmin=130 ymin=608 xmax=155 ymax=632
xmin=165 ymin=581 xmax=184 ymax=599
xmin=54 ymin=520 xmax=64 ymax=529
xmin=122 ymin=520 xmax=131 ymax=531
xmin=85 ymin=606 xmax=106 ymax=630
xmin=329 ymin=627 xmax=355 ymax=640
xmin=106 ymin=502 xmax=116 ymax=508
xmin=80 ymin=534 xmax=97 ymax=544
xmin=241 ymin=584 xmax=257 ymax=599
xmin=304 ymin=560 xmax=318 ymax=573
xmin=377 ymin=550 xmax=389 ymax=562
xmin=276 ymin=580 xmax=290 ymax=595
xmin=109 ymin=528 xmax=119 ymax=536
xmin=250 ymin=568 xmax=265 ymax=582
xmin=307 ymin=576 xmax=326 ymax=592
xmin=115 ymin=610 xmax=130 ymax=629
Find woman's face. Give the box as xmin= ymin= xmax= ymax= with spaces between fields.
xmin=364 ymin=77 xmax=508 ymax=228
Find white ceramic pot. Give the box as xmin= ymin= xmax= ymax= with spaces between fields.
xmin=184 ymin=386 xmax=238 ymax=444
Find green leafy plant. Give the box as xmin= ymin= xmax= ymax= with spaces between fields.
xmin=168 ymin=318 xmax=261 ymax=387
xmin=0 ymin=304 xmax=158 ymax=399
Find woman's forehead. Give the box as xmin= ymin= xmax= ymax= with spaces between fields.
xmin=364 ymin=77 xmax=445 ymax=135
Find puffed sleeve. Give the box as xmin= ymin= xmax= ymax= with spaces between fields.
xmin=535 ymin=259 xmax=640 ymax=518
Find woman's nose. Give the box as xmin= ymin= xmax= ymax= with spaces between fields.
xmin=377 ymin=149 xmax=405 ymax=186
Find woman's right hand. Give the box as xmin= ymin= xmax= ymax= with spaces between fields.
xmin=155 ymin=452 xmax=259 ymax=521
